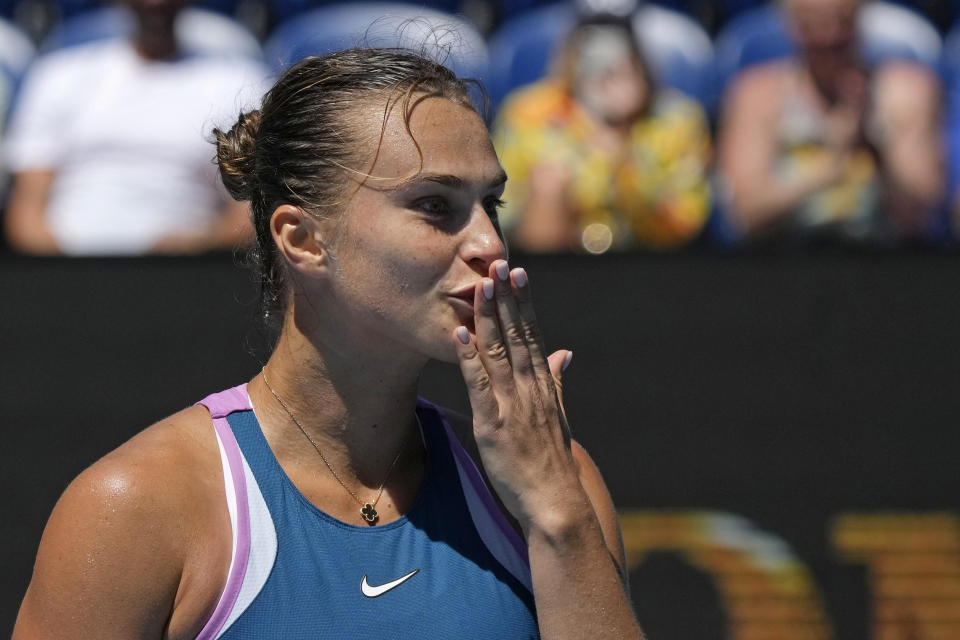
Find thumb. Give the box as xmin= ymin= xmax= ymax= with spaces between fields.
xmin=546 ymin=350 xmax=573 ymax=424
xmin=547 ymin=349 xmax=573 ymax=386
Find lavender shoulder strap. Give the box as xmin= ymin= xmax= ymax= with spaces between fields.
xmin=194 ymin=384 xmax=254 ymax=640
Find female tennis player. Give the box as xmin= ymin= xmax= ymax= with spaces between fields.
xmin=13 ymin=49 xmax=642 ymax=639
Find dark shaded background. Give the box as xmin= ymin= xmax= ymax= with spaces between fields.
xmin=3 ymin=250 xmax=959 ymax=638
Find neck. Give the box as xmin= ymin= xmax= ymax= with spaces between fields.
xmin=250 ymin=314 xmax=426 ymax=486
xmin=132 ymin=15 xmax=179 ymax=61
xmin=805 ymin=53 xmax=859 ymax=104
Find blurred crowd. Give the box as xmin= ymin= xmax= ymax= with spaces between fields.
xmin=2 ymin=0 xmax=960 ymax=254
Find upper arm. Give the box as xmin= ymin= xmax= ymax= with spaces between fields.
xmin=3 ymin=57 xmax=67 ymax=250
xmin=872 ymin=63 xmax=944 ymax=214
xmin=14 ymin=457 xmax=186 ymax=639
xmin=571 ymin=440 xmax=629 ymax=592
xmin=4 ymin=54 xmax=77 ymax=173
xmin=717 ymin=67 xmax=784 ymax=192
xmin=7 ymin=169 xmax=55 ymax=214
xmin=3 ymin=169 xmax=58 ymax=252
xmin=874 ymin=63 xmax=942 ymax=155
xmin=14 ymin=407 xmax=230 ymax=640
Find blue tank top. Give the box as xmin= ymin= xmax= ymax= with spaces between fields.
xmin=194 ymin=385 xmax=539 ymax=639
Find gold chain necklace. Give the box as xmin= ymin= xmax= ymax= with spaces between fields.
xmin=260 ymin=368 xmax=413 ymax=524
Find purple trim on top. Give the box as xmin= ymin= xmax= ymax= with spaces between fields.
xmin=425 ymin=402 xmax=529 ymax=567
xmin=194 ymin=387 xmax=253 ymax=640
xmin=198 ymin=384 xmax=252 ymax=419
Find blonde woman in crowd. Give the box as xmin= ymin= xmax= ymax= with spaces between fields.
xmin=493 ymin=13 xmax=711 ymax=254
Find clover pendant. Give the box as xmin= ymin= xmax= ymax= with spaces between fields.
xmin=361 ymin=503 xmax=379 ymax=523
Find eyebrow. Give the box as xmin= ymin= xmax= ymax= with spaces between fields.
xmin=392 ymin=171 xmax=508 ymax=192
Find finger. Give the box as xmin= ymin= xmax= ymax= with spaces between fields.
xmin=490 ymin=260 xmax=535 ymax=379
xmin=473 ymin=275 xmax=515 ymax=395
xmin=452 ymin=326 xmax=499 ymax=431
xmin=512 ymin=267 xmax=552 ymax=388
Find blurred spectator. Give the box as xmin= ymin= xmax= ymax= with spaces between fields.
xmin=1 ymin=0 xmax=267 ymax=255
xmin=716 ymin=0 xmax=944 ymax=245
xmin=492 ymin=13 xmax=711 ymax=254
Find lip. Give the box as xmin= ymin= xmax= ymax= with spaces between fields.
xmin=448 ymin=283 xmax=478 ymax=303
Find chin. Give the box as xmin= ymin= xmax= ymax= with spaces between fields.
xmin=433 ymin=347 xmax=462 ymax=365
xmin=425 ymin=324 xmax=474 ymax=365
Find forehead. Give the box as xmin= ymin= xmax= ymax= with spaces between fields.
xmin=787 ymin=0 xmax=859 ymax=15
xmin=355 ymin=95 xmax=501 ymax=185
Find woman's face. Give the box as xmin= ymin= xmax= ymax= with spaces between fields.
xmin=315 ymin=95 xmax=507 ymax=363
xmin=572 ymin=27 xmax=648 ymax=127
xmin=788 ymin=0 xmax=860 ymax=58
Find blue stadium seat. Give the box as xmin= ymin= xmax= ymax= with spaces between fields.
xmin=0 ymin=15 xmax=34 ymax=78
xmin=940 ymin=20 xmax=960 ymax=241
xmin=713 ymin=1 xmax=942 ymax=101
xmin=52 ymin=0 xmax=245 ymax=20
xmin=40 ymin=5 xmax=263 ymax=58
xmin=485 ymin=2 xmax=573 ymax=107
xmin=267 ymin=0 xmax=463 ymax=30
xmin=490 ymin=0 xmax=561 ymax=21
xmin=0 ymin=16 xmax=32 ymax=131
xmin=857 ymin=1 xmax=941 ymax=65
xmin=642 ymin=0 xmax=762 ymax=24
xmin=193 ymin=0 xmax=244 ymax=17
xmin=486 ymin=2 xmax=714 ymax=110
xmin=711 ymin=4 xmax=792 ymax=102
xmin=713 ymin=0 xmax=763 ymax=23
xmin=263 ymin=2 xmax=490 ymax=81
xmin=56 ymin=0 xmax=102 ymax=20
xmin=938 ymin=15 xmax=960 ymax=83
xmin=40 ymin=4 xmax=127 ymax=50
xmin=632 ymin=3 xmax=714 ymax=109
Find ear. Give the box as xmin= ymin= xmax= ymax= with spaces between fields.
xmin=270 ymin=204 xmax=329 ymax=276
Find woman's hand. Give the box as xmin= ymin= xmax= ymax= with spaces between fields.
xmin=453 ymin=260 xmax=644 ymax=638
xmin=452 ymin=259 xmax=582 ymax=536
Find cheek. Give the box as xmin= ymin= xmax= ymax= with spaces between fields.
xmin=336 ymin=225 xmax=449 ymax=313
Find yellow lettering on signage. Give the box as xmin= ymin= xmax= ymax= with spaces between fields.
xmin=832 ymin=513 xmax=960 ymax=640
xmin=620 ymin=511 xmax=833 ymax=640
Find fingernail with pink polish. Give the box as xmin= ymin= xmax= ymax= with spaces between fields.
xmin=562 ymin=351 xmax=573 ymax=371
xmin=482 ymin=279 xmax=494 ymax=300
xmin=495 ymin=261 xmax=509 ymax=281
xmin=513 ymin=268 xmax=528 ymax=288
xmin=456 ymin=326 xmax=470 ymax=344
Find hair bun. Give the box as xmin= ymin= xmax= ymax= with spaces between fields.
xmin=215 ymin=109 xmax=262 ymax=202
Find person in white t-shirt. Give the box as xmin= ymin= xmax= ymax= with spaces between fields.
xmin=2 ymin=0 xmax=268 ymax=255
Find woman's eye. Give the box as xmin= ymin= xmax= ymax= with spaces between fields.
xmin=415 ymin=197 xmax=450 ymax=216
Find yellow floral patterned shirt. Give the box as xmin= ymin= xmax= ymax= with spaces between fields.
xmin=493 ymin=80 xmax=711 ymax=252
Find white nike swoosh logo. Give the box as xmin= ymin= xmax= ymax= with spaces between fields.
xmin=361 ymin=569 xmax=420 ymax=598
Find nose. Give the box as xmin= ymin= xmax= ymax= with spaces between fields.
xmin=461 ymin=204 xmax=507 ymax=274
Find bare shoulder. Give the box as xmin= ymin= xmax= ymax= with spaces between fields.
xmin=719 ymin=61 xmax=791 ymax=160
xmin=14 ymin=405 xmax=231 ymax=640
xmin=724 ymin=61 xmax=792 ymax=113
xmin=873 ymin=61 xmax=941 ymax=114
xmin=874 ymin=60 xmax=940 ymax=92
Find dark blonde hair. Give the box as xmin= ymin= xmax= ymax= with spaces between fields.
xmin=214 ymin=48 xmax=478 ymax=329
